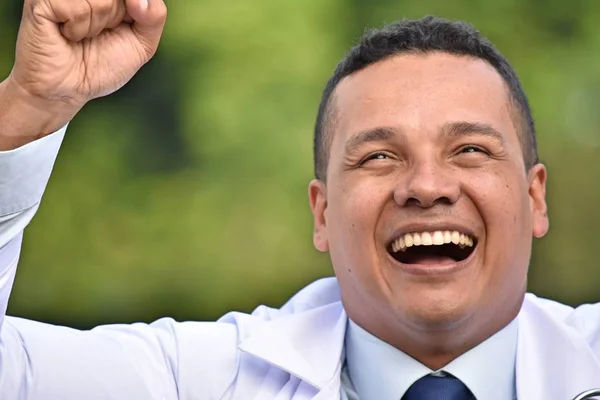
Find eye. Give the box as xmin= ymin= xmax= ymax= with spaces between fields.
xmin=360 ymin=152 xmax=392 ymax=165
xmin=368 ymin=153 xmax=389 ymax=160
xmin=459 ymin=145 xmax=488 ymax=155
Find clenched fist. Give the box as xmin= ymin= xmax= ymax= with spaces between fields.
xmin=0 ymin=0 xmax=167 ymax=149
xmin=13 ymin=0 xmax=167 ymax=104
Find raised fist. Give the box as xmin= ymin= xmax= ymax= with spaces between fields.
xmin=9 ymin=0 xmax=167 ymax=108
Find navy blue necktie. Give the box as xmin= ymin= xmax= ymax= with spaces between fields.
xmin=402 ymin=374 xmax=475 ymax=400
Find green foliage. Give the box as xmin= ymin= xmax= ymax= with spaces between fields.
xmin=2 ymin=0 xmax=599 ymax=328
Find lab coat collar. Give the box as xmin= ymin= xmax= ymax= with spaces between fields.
xmin=517 ymin=293 xmax=600 ymax=399
xmin=237 ymin=280 xmax=600 ymax=400
xmin=238 ymin=299 xmax=347 ymax=392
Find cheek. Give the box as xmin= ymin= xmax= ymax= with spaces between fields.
xmin=327 ymin=178 xmax=390 ymax=265
xmin=467 ymin=168 xmax=532 ymax=282
xmin=332 ymin=177 xmax=388 ymax=224
xmin=470 ymin=168 xmax=530 ymax=229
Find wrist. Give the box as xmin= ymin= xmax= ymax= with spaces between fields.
xmin=0 ymin=78 xmax=83 ymax=150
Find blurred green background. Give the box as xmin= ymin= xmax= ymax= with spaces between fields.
xmin=1 ymin=0 xmax=599 ymax=329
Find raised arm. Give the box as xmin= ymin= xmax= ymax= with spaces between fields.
xmin=0 ymin=126 xmax=66 ymax=333
xmin=0 ymin=1 xmax=201 ymax=399
xmin=0 ymin=0 xmax=167 ymax=327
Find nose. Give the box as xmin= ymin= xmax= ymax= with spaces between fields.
xmin=393 ymin=161 xmax=461 ymax=208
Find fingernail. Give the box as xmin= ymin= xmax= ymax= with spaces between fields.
xmin=140 ymin=0 xmax=148 ymax=10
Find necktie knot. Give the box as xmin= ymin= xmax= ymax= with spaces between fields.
xmin=402 ymin=374 xmax=475 ymax=400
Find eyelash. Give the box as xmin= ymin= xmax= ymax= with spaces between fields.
xmin=358 ymin=145 xmax=489 ymax=166
xmin=458 ymin=145 xmax=489 ymax=155
xmin=359 ymin=152 xmax=392 ymax=165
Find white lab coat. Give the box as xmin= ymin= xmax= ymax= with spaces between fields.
xmin=1 ymin=128 xmax=600 ymax=399
xmin=2 ymin=268 xmax=600 ymax=399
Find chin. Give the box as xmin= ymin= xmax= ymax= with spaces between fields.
xmin=395 ymin=292 xmax=475 ymax=331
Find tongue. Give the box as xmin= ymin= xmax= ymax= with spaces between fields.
xmin=403 ymin=254 xmax=456 ymax=265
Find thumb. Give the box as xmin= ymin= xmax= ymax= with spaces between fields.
xmin=126 ymin=0 xmax=168 ymax=58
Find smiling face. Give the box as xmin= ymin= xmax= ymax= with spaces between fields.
xmin=309 ymin=52 xmax=549 ymax=364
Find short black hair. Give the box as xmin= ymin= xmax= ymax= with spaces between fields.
xmin=313 ymin=16 xmax=538 ymax=181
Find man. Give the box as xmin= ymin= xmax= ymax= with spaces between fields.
xmin=0 ymin=0 xmax=599 ymax=399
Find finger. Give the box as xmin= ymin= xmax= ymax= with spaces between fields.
xmin=55 ymin=1 xmax=94 ymax=42
xmin=114 ymin=13 xmax=133 ymax=27
xmin=125 ymin=0 xmax=168 ymax=59
xmin=107 ymin=3 xmax=130 ymax=29
xmin=86 ymin=0 xmax=122 ymax=37
xmin=50 ymin=0 xmax=124 ymax=41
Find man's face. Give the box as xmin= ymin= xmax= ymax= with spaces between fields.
xmin=309 ymin=53 xmax=548 ymax=339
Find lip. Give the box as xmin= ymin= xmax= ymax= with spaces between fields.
xmin=385 ymin=221 xmax=480 ymax=276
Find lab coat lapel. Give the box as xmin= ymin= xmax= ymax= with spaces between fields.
xmin=238 ymin=301 xmax=347 ymax=397
xmin=516 ymin=295 xmax=600 ymax=399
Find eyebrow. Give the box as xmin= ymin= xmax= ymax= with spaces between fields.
xmin=441 ymin=121 xmax=506 ymax=144
xmin=344 ymin=121 xmax=505 ymax=154
xmin=344 ymin=126 xmax=402 ymax=154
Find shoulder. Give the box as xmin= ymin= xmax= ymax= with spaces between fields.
xmin=170 ymin=277 xmax=341 ymax=397
xmin=523 ymin=293 xmax=575 ymax=319
xmin=524 ymin=293 xmax=600 ymax=349
xmin=5 ymin=277 xmax=341 ymax=399
xmin=209 ymin=277 xmax=341 ymax=341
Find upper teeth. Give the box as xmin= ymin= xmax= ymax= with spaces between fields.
xmin=391 ymin=231 xmax=474 ymax=253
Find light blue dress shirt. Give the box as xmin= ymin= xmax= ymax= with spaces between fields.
xmin=340 ymin=318 xmax=518 ymax=400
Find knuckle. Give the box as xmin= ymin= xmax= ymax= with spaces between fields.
xmin=71 ymin=2 xmax=93 ymax=21
xmin=30 ymin=3 xmax=46 ymax=20
xmin=92 ymin=0 xmax=114 ymax=16
xmin=157 ymin=1 xmax=168 ymax=19
xmin=30 ymin=0 xmax=52 ymax=20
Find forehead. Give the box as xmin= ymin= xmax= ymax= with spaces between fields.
xmin=331 ymin=52 xmax=516 ymax=145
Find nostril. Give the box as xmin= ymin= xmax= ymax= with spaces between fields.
xmin=404 ymin=196 xmax=452 ymax=208
xmin=405 ymin=197 xmax=421 ymax=207
xmin=435 ymin=196 xmax=453 ymax=206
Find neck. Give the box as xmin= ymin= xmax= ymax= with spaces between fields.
xmin=348 ymin=296 xmax=523 ymax=370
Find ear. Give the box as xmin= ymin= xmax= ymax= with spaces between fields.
xmin=308 ymin=179 xmax=329 ymax=252
xmin=528 ymin=163 xmax=549 ymax=238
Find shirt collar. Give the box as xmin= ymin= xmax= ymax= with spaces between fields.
xmin=345 ymin=317 xmax=518 ymax=400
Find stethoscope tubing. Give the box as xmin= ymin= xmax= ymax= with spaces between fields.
xmin=572 ymin=389 xmax=600 ymax=400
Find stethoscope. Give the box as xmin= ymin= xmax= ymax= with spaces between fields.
xmin=572 ymin=389 xmax=600 ymax=399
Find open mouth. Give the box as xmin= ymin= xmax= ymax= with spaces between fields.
xmin=387 ymin=230 xmax=477 ymax=265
